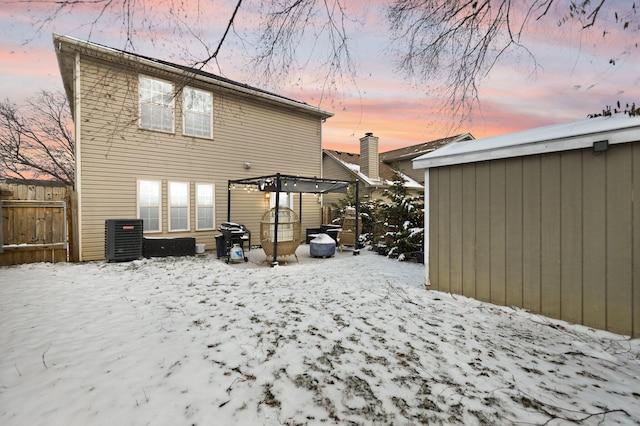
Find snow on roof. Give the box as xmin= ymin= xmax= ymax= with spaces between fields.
xmin=325 ymin=150 xmax=423 ymax=189
xmin=413 ymin=114 xmax=640 ymax=169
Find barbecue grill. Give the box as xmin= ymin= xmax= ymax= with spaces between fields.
xmin=216 ymin=222 xmax=250 ymax=263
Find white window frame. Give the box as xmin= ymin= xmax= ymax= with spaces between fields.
xmin=168 ymin=181 xmax=190 ymax=232
xmin=139 ymin=75 xmax=175 ymax=133
xmin=137 ymin=179 xmax=162 ymax=233
xmin=270 ymin=192 xmax=294 ymax=209
xmin=183 ymin=86 xmax=213 ymax=139
xmin=195 ymin=183 xmax=215 ymax=231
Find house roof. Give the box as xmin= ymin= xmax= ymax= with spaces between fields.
xmin=323 ymin=149 xmax=422 ymax=189
xmin=380 ymin=133 xmax=474 ymax=163
xmin=53 ymin=34 xmax=333 ymax=120
xmin=413 ymin=115 xmax=640 ymax=169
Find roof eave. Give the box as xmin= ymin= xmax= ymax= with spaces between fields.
xmin=413 ymin=124 xmax=640 ymax=169
xmin=53 ymin=34 xmax=334 ymax=120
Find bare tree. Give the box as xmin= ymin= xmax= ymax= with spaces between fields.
xmin=250 ymin=0 xmax=358 ymax=98
xmin=23 ymin=0 xmax=638 ymax=119
xmin=0 ymin=90 xmax=75 ymax=185
xmin=386 ymin=0 xmax=638 ymax=123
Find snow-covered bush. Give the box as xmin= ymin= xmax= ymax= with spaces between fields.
xmin=332 ymin=171 xmax=424 ymax=259
xmin=379 ymin=171 xmax=424 ymax=259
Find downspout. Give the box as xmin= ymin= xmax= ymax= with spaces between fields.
xmin=74 ymin=51 xmax=83 ymax=261
xmin=423 ymin=169 xmax=430 ymax=288
xmin=272 ymin=173 xmax=281 ymax=266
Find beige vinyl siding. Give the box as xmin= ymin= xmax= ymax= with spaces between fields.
xmin=429 ymin=142 xmax=640 ymax=337
xmin=321 ymin=154 xmax=356 ymax=209
xmin=77 ymin=55 xmax=323 ymax=260
xmin=393 ymin=158 xmax=423 ymax=184
xmin=322 ymin=154 xmax=354 ymax=181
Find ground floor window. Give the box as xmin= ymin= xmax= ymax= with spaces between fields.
xmin=138 ymin=179 xmax=161 ymax=232
xmin=196 ymin=183 xmax=215 ymax=230
xmin=137 ymin=179 xmax=215 ymax=233
xmin=169 ymin=181 xmax=189 ymax=231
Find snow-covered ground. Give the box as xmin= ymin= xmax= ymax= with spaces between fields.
xmin=1 ymin=246 xmax=639 ymax=425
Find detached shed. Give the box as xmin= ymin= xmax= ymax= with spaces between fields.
xmin=413 ymin=115 xmax=640 ymax=337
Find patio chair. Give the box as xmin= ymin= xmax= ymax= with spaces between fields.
xmin=260 ymin=206 xmax=302 ymax=264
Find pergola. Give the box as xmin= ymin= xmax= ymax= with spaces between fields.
xmin=227 ymin=173 xmax=359 ymax=265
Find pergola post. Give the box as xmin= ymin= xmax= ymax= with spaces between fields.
xmin=227 ymin=180 xmax=231 ymax=221
xmin=272 ymin=173 xmax=280 ymax=266
xmin=354 ymin=179 xmax=360 ymax=255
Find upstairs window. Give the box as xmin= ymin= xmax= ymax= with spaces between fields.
xmin=138 ymin=179 xmax=161 ymax=232
xmin=139 ymin=75 xmax=174 ymax=132
xmin=168 ymin=181 xmax=189 ymax=231
xmin=196 ymin=183 xmax=215 ymax=230
xmin=183 ymin=87 xmax=213 ymax=138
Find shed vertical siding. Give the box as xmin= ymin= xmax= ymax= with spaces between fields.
xmin=449 ymin=165 xmax=464 ymax=295
xmin=505 ymin=158 xmax=523 ymax=307
xmin=461 ymin=165 xmax=477 ymax=298
xmin=581 ymin=150 xmax=607 ymax=330
xmin=489 ymin=160 xmax=506 ymax=305
xmin=606 ymin=146 xmax=633 ymax=334
xmin=560 ymin=150 xmax=583 ymax=325
xmin=474 ymin=162 xmax=491 ymax=303
xmin=429 ymin=171 xmax=439 ymax=290
xmin=540 ymin=155 xmax=561 ymax=319
xmin=437 ymin=169 xmax=451 ymax=293
xmin=633 ymin=143 xmax=640 ymax=337
xmin=522 ymin=156 xmax=542 ymax=313
xmin=429 ymin=142 xmax=640 ymax=336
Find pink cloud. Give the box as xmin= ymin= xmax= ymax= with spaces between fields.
xmin=2 ymin=0 xmax=638 ymax=157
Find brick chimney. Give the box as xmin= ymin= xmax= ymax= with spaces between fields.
xmin=360 ymin=132 xmax=379 ymax=180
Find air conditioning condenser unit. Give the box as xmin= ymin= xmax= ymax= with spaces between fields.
xmin=105 ymin=219 xmax=143 ymax=262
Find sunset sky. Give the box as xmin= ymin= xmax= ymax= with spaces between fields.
xmin=1 ymin=0 xmax=638 ymax=153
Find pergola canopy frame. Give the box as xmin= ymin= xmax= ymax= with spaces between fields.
xmin=227 ymin=173 xmax=360 ymax=265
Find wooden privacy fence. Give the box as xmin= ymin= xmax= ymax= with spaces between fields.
xmin=0 ymin=181 xmax=74 ymax=266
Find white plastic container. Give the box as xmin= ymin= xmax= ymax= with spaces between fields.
xmin=195 ymin=243 xmax=205 ymax=254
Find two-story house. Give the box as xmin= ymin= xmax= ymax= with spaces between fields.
xmin=54 ymin=34 xmax=333 ymax=261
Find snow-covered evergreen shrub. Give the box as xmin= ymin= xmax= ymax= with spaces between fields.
xmin=332 ymin=171 xmax=424 ymax=258
xmin=380 ymin=171 xmax=424 ymax=259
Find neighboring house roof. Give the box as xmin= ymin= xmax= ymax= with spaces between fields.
xmin=413 ymin=115 xmax=640 ymax=169
xmin=380 ymin=133 xmax=474 ymax=163
xmin=53 ymin=34 xmax=333 ymax=120
xmin=323 ymin=149 xmax=423 ymax=189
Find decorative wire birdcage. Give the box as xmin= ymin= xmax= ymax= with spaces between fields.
xmin=260 ymin=206 xmax=301 ymax=264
